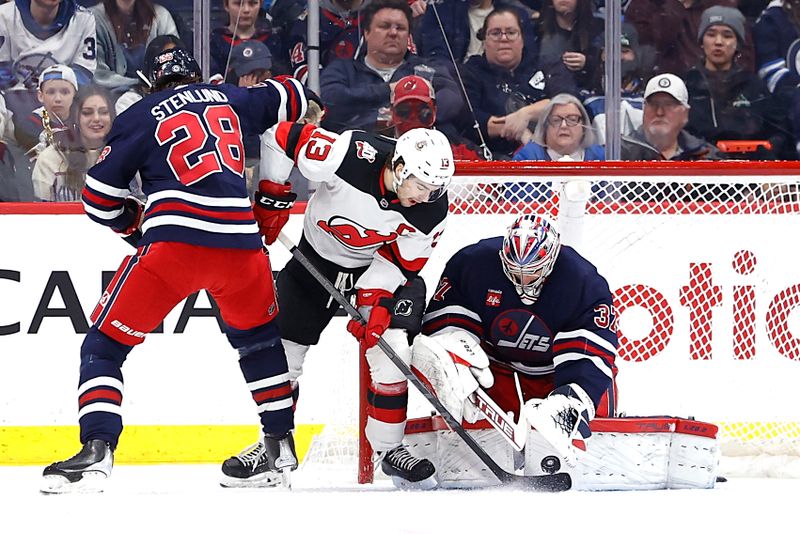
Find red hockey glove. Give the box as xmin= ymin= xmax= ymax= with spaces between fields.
xmin=347 ymin=288 xmax=394 ymax=349
xmin=113 ymin=196 xmax=144 ymax=237
xmin=253 ymin=181 xmax=297 ymax=245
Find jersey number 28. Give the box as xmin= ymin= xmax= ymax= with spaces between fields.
xmin=155 ymin=105 xmax=244 ymax=186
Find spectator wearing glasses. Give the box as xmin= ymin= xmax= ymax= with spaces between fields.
xmin=513 ymin=93 xmax=602 ymax=161
xmin=461 ymin=6 xmax=577 ymax=159
xmin=621 ymin=73 xmax=720 ymax=161
xmin=416 ymin=0 xmax=539 ymax=66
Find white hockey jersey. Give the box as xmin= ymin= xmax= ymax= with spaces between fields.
xmin=260 ymin=122 xmax=449 ymax=294
xmin=0 ymin=0 xmax=96 ymax=80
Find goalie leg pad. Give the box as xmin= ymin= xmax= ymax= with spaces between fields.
xmin=403 ymin=417 xmax=515 ymax=489
xmin=524 ymin=417 xmax=720 ymax=490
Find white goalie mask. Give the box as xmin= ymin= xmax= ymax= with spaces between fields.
xmin=391 ymin=128 xmax=455 ymax=202
xmin=499 ymin=214 xmax=561 ymax=305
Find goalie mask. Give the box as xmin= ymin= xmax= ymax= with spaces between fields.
xmin=391 ymin=128 xmax=454 ymax=202
xmin=499 ymin=215 xmax=561 ymax=304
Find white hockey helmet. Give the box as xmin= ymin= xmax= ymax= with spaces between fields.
xmin=391 ymin=128 xmax=454 ymax=202
xmin=499 ymin=214 xmax=561 ymax=304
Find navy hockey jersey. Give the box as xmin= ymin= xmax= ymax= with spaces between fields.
xmin=82 ymin=79 xmax=308 ymax=249
xmin=421 ymin=237 xmax=618 ymax=407
xmin=753 ymin=2 xmax=800 ymax=95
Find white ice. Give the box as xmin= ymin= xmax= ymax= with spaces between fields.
xmin=3 ymin=465 xmax=795 ymax=534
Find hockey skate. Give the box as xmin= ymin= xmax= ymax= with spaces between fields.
xmin=380 ymin=445 xmax=437 ymax=490
xmin=41 ymin=440 xmax=113 ymax=494
xmin=220 ymin=433 xmax=297 ymax=489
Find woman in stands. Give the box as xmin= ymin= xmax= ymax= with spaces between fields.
xmin=513 ymin=93 xmax=603 ymax=161
xmin=684 ymin=6 xmax=789 ymax=160
xmin=32 ymin=86 xmax=115 ymax=202
xmin=91 ymin=0 xmax=179 ymax=92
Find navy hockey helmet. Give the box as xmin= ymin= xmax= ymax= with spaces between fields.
xmin=147 ymin=47 xmax=201 ymax=91
xmin=499 ymin=214 xmax=561 ymax=304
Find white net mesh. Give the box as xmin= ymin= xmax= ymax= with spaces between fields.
xmin=302 ymin=162 xmax=800 ymax=480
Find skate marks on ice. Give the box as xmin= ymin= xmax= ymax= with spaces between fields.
xmin=2 ymin=465 xmax=796 ymax=534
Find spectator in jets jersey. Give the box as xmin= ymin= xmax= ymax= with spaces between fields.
xmin=0 ymin=0 xmax=96 ymax=90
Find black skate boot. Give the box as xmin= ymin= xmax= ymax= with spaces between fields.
xmin=381 ymin=445 xmax=437 ymax=490
xmin=220 ymin=441 xmax=281 ymax=488
xmin=263 ymin=433 xmax=298 ymax=489
xmin=41 ymin=440 xmax=113 ymax=494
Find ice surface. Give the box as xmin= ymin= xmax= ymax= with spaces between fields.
xmin=3 ymin=465 xmax=795 ymax=533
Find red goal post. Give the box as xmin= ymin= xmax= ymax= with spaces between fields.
xmin=348 ymin=160 xmax=800 ymax=482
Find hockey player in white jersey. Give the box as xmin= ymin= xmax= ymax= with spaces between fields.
xmin=0 ymin=0 xmax=96 ymax=88
xmin=219 ymin=125 xmax=453 ymax=490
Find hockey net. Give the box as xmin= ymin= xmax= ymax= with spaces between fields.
xmin=301 ymin=161 xmax=800 ymax=482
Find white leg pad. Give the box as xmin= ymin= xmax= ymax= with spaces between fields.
xmin=403 ymin=422 xmax=514 ymax=489
xmin=524 ymin=419 xmax=720 ymax=490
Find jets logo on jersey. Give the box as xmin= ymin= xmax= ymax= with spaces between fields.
xmin=486 ymin=289 xmax=502 ymax=307
xmin=317 ymin=216 xmax=413 ymax=249
xmin=490 ymin=309 xmax=552 ymax=364
xmin=355 ymin=140 xmax=377 ymax=162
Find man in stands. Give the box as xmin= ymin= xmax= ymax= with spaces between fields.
xmin=319 ymin=0 xmax=462 ymax=135
xmin=413 ymin=214 xmax=618 ymax=469
xmin=40 ymin=48 xmax=310 ymax=493
xmin=621 ymin=73 xmax=720 ymax=161
xmin=219 ymin=124 xmax=454 ymax=490
xmin=390 ymin=74 xmax=483 ymax=159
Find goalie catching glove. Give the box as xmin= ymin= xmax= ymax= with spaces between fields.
xmin=254 ymin=181 xmax=297 ymax=245
xmin=410 ymin=333 xmax=494 ymax=423
xmin=523 ymin=383 xmax=594 ymax=468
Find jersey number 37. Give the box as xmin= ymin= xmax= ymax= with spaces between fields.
xmin=155 ymin=105 xmax=245 ymax=186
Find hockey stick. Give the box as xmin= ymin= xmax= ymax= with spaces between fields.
xmin=276 ymin=232 xmax=571 ymax=492
xmin=470 ymin=388 xmax=526 ymax=452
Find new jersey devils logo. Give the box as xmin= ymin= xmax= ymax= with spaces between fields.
xmin=317 ymin=216 xmax=406 ymax=249
xmin=355 ymin=140 xmax=377 ymax=162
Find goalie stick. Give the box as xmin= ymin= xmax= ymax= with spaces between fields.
xmin=276 ymin=231 xmax=571 ymax=492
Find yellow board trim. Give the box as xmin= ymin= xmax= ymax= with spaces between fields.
xmin=0 ymin=425 xmax=325 ymax=465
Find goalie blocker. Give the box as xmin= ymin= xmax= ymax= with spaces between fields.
xmin=402 ymin=416 xmax=720 ymax=491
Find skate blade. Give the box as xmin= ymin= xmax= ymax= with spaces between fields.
xmin=41 ymin=471 xmax=108 ymax=494
xmin=389 ymin=474 xmax=439 ymax=491
xmin=280 ymin=468 xmax=292 ymax=490
xmin=219 ymin=472 xmax=282 ymax=489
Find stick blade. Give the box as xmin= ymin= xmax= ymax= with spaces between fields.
xmin=504 ymin=472 xmax=572 ymax=492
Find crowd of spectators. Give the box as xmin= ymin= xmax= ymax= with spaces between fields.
xmin=0 ymin=0 xmax=797 ymax=203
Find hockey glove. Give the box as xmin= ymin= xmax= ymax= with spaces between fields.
xmin=346 ymin=288 xmax=393 ymax=349
xmin=254 ymin=181 xmax=297 ymax=245
xmin=113 ymin=196 xmax=144 ymax=237
xmin=522 ymin=383 xmax=594 ymax=468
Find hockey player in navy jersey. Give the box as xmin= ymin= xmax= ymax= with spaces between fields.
xmin=219 ymin=125 xmax=454 ymax=489
xmin=40 ymin=48 xmax=310 ymax=494
xmin=414 ymin=214 xmax=618 ymax=468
